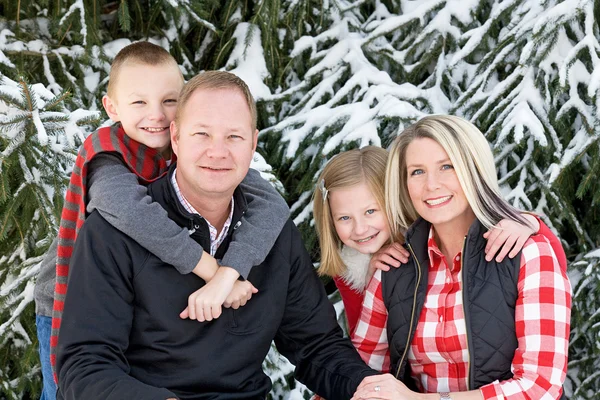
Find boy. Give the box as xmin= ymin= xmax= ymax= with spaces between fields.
xmin=33 ymin=41 xmax=289 ymax=400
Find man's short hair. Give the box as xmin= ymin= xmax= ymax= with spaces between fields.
xmin=175 ymin=71 xmax=257 ymax=132
xmin=107 ymin=41 xmax=180 ymax=97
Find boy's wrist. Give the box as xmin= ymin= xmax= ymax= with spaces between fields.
xmin=192 ymin=251 xmax=219 ymax=281
xmin=214 ymin=265 xmax=241 ymax=282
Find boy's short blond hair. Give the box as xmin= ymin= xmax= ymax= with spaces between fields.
xmin=175 ymin=71 xmax=257 ymax=132
xmin=107 ymin=41 xmax=181 ymax=98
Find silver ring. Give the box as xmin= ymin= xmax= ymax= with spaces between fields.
xmin=374 ymin=385 xmax=381 ymax=392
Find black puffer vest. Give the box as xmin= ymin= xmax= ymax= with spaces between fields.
xmin=382 ymin=218 xmax=521 ymax=391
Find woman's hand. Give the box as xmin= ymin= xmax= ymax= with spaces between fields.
xmin=483 ymin=214 xmax=539 ymax=262
xmin=369 ymin=243 xmax=409 ymax=274
xmin=352 ymin=374 xmax=421 ymax=400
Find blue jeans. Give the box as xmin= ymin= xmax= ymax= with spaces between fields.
xmin=36 ymin=315 xmax=57 ymax=400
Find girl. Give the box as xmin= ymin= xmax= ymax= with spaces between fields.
xmin=352 ymin=116 xmax=570 ymax=399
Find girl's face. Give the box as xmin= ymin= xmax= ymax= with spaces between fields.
xmin=328 ymin=182 xmax=390 ymax=254
xmin=405 ymin=137 xmax=475 ymax=232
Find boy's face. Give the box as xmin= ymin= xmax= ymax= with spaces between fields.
xmin=102 ymin=62 xmax=183 ymax=155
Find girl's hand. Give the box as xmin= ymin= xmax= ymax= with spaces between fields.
xmin=483 ymin=214 xmax=539 ymax=262
xmin=223 ymin=280 xmax=258 ymax=309
xmin=369 ymin=243 xmax=409 ymax=273
xmin=352 ymin=374 xmax=420 ymax=400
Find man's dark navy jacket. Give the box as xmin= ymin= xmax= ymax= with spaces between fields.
xmin=56 ymin=166 xmax=377 ymax=400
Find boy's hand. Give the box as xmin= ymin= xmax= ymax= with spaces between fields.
xmin=223 ymin=280 xmax=258 ymax=309
xmin=483 ymin=214 xmax=539 ymax=262
xmin=180 ymin=266 xmax=239 ymax=322
xmin=369 ymin=243 xmax=409 ymax=275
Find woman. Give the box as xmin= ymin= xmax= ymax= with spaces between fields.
xmin=352 ymin=116 xmax=571 ymax=400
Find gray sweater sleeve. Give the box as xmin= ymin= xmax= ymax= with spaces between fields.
xmin=223 ymin=168 xmax=290 ymax=278
xmin=86 ymin=153 xmax=203 ymax=275
xmin=86 ymin=153 xmax=289 ymax=278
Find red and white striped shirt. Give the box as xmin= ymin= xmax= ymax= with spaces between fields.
xmin=351 ymin=229 xmax=571 ymax=399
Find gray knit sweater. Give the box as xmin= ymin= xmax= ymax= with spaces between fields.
xmin=34 ymin=153 xmax=289 ymax=316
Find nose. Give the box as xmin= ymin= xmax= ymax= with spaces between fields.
xmin=206 ymin=137 xmax=228 ymax=158
xmin=425 ymin=170 xmax=441 ymax=191
xmin=148 ymin=104 xmax=166 ymax=121
xmin=353 ymin=217 xmax=369 ymax=236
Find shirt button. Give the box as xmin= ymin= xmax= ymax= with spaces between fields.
xmin=455 ymin=255 xmax=461 ymax=262
xmin=446 ymin=277 xmax=451 ymax=284
xmin=439 ymin=315 xmax=443 ymax=323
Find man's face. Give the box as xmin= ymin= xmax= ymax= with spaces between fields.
xmin=170 ymin=88 xmax=258 ymax=204
xmin=102 ymin=62 xmax=183 ymax=156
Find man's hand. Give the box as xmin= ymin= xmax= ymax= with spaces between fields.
xmin=352 ymin=374 xmax=419 ymax=400
xmin=224 ymin=280 xmax=258 ymax=309
xmin=180 ymin=266 xmax=239 ymax=321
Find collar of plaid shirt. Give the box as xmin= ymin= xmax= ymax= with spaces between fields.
xmin=170 ymin=167 xmax=234 ymax=256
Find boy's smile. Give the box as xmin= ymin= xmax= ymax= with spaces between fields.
xmin=102 ymin=61 xmax=184 ymax=156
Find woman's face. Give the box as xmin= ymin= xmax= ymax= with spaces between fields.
xmin=328 ymin=182 xmax=391 ymax=254
xmin=405 ymin=137 xmax=475 ymax=231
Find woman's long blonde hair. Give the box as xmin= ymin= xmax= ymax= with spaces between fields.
xmin=313 ymin=146 xmax=390 ymax=277
xmin=385 ymin=115 xmax=528 ymax=241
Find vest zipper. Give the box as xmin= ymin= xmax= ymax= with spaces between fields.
xmin=460 ymin=236 xmax=471 ymax=390
xmin=395 ymin=242 xmax=422 ymax=379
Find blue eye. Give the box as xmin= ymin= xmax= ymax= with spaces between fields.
xmin=441 ymin=164 xmax=454 ymax=170
xmin=164 ymin=99 xmax=178 ymax=104
xmin=132 ymin=100 xmax=145 ymax=105
xmin=410 ymin=169 xmax=424 ymax=176
xmin=338 ymin=216 xmax=350 ymax=221
xmin=366 ymin=209 xmax=376 ymax=215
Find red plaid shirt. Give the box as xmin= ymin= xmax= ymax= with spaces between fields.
xmin=351 ymin=229 xmax=571 ymax=399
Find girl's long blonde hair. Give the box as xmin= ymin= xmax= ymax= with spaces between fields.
xmin=313 ymin=146 xmax=390 ymax=277
xmin=385 ymin=115 xmax=528 ymax=241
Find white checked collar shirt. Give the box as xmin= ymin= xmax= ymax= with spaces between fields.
xmin=171 ymin=168 xmax=234 ymax=256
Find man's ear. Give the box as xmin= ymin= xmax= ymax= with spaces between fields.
xmin=102 ymin=95 xmax=120 ymax=122
xmin=251 ymin=129 xmax=259 ymax=152
xmin=170 ymin=120 xmax=179 ymax=157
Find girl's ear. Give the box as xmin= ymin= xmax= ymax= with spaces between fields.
xmin=102 ymin=95 xmax=120 ymax=122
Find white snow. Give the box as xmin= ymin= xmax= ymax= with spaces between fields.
xmin=225 ymin=23 xmax=271 ymax=100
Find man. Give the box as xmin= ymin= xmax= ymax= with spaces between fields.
xmin=56 ymin=71 xmax=378 ymax=400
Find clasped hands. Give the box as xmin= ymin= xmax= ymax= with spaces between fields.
xmin=179 ymin=266 xmax=257 ymax=322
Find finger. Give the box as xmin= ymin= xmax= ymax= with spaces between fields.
xmin=484 ymin=228 xmax=502 ymax=254
xmin=508 ymin=235 xmax=528 ymax=258
xmin=223 ymin=299 xmax=232 ymax=308
xmin=251 ymin=285 xmax=258 ymax=293
xmin=199 ymin=304 xmax=210 ymax=322
xmin=374 ymin=260 xmax=391 ymax=271
xmin=188 ymin=297 xmax=197 ymax=320
xmin=495 ymin=235 xmax=517 ymax=262
xmin=211 ymin=304 xmax=222 ymax=320
xmin=380 ymin=254 xmax=402 ymax=268
xmin=232 ymin=300 xmax=241 ymax=309
xmin=180 ymin=307 xmax=189 ymax=319
xmin=485 ymin=230 xmax=508 ymax=261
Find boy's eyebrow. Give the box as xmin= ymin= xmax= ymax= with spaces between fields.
xmin=125 ymin=90 xmax=180 ymax=98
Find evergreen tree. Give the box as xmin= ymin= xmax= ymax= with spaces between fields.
xmin=0 ymin=76 xmax=98 ymax=397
